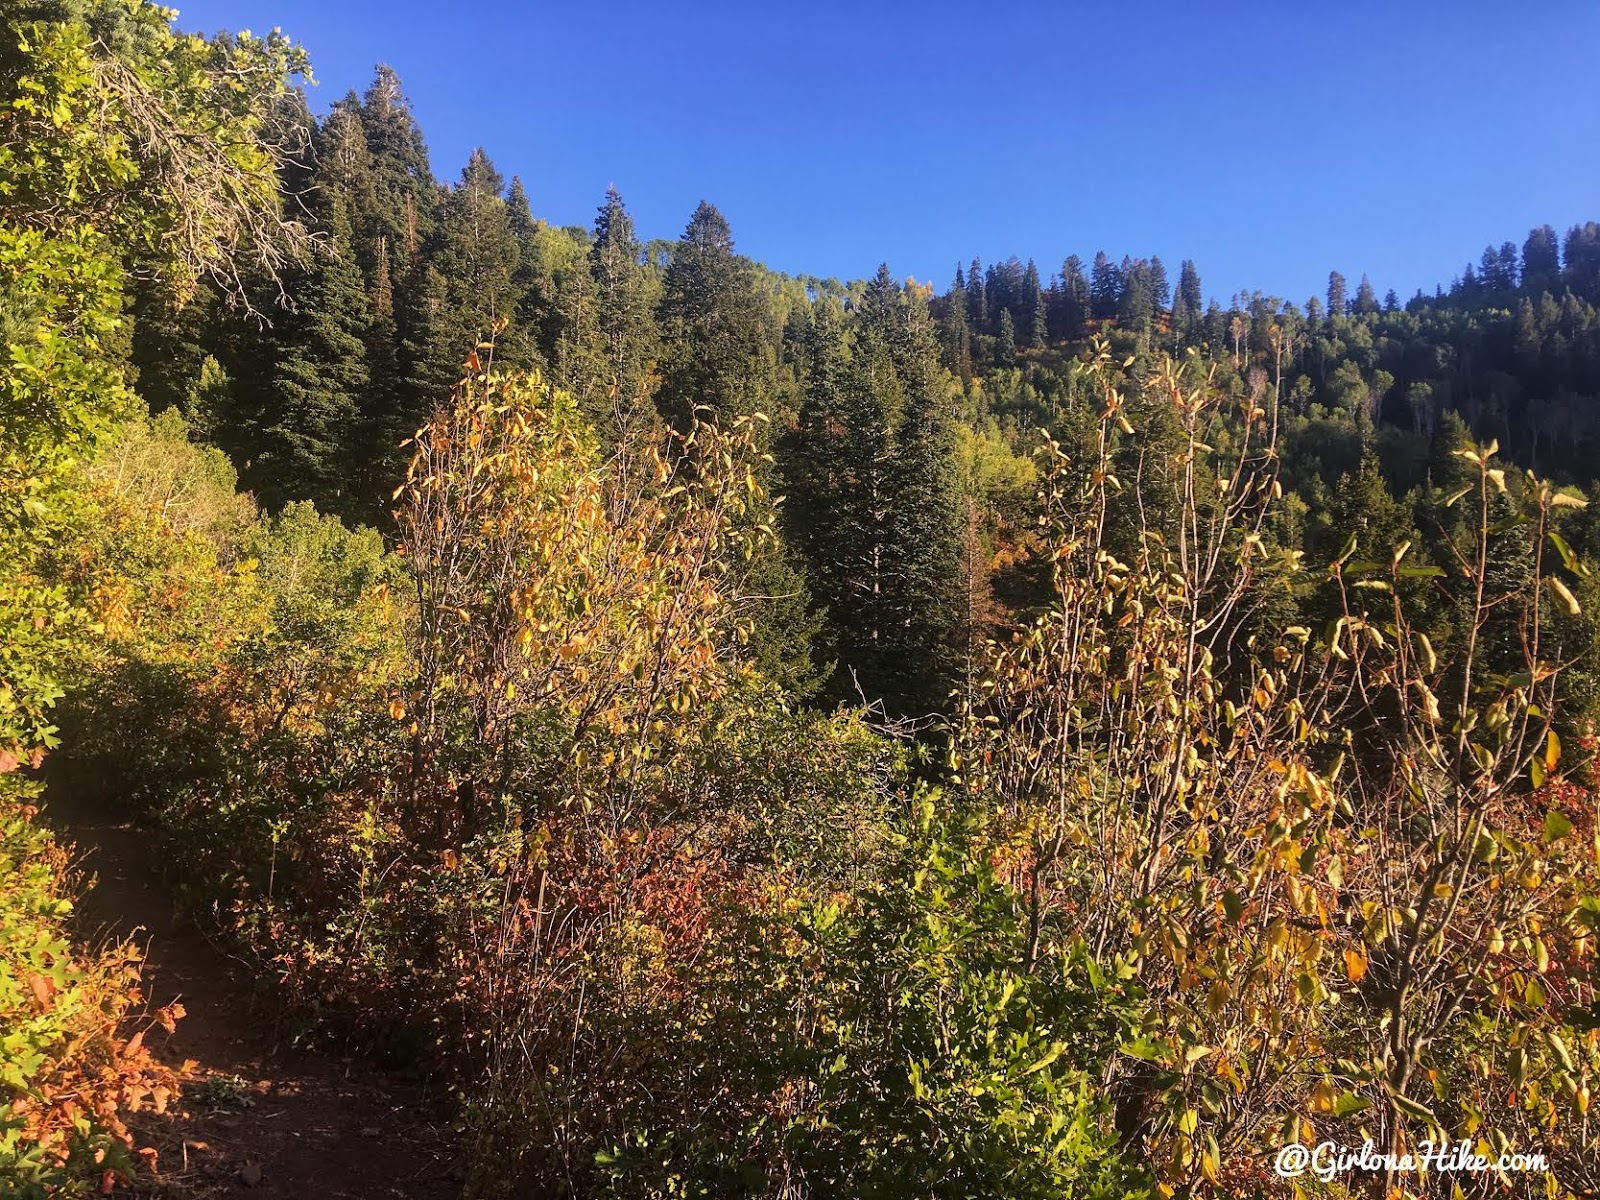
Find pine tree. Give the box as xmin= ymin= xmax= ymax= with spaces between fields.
xmin=255 ymin=193 xmax=372 ymax=514
xmin=790 ymin=271 xmax=962 ymax=712
xmin=657 ymin=201 xmax=772 ymax=429
xmin=1022 ymin=259 xmax=1046 ymax=347
xmin=355 ymin=233 xmax=405 ymax=511
xmin=358 ymin=66 xmax=436 ymax=269
xmin=1354 ymin=273 xmax=1379 ymax=314
xmin=1562 ymin=222 xmax=1600 ymax=301
xmin=588 ymin=187 xmax=656 ymax=431
xmin=1117 ymin=259 xmax=1154 ymax=332
xmin=505 ymin=176 xmax=559 ymax=366
xmin=1173 ymin=259 xmax=1203 ymax=343
xmin=940 ymin=266 xmax=973 ymax=383
xmin=1089 ymin=251 xmax=1120 ymax=319
xmin=1148 ymin=256 xmax=1170 ymax=312
xmin=1326 ymin=270 xmax=1347 ymax=319
xmin=965 ymin=257 xmax=986 ymax=332
xmin=1522 ymin=224 xmax=1560 ymax=296
xmin=1052 ymin=255 xmax=1089 ymax=339
xmin=995 ymin=308 xmax=1016 ymax=366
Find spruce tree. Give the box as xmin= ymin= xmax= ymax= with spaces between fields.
xmin=1052 ymin=255 xmax=1089 ymax=339
xmin=588 ymin=186 xmax=657 ymax=440
xmin=1173 ymin=259 xmax=1203 ymax=343
xmin=1089 ymin=251 xmax=1120 ymax=319
xmin=255 ymin=193 xmax=372 ymax=515
xmin=1354 ymin=273 xmax=1379 ymax=314
xmin=940 ymin=266 xmax=973 ymax=383
xmin=358 ymin=65 xmax=436 ymax=269
xmin=1023 ymin=258 xmax=1047 ymax=347
xmin=657 ymin=201 xmax=771 ymax=429
xmin=965 ymin=257 xmax=986 ymax=332
xmin=1522 ymin=224 xmax=1560 ymax=296
xmin=1327 ymin=270 xmax=1348 ymax=319
xmin=996 ymin=308 xmax=1016 ymax=366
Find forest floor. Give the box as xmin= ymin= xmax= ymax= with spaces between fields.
xmin=48 ymin=796 xmax=460 ymax=1199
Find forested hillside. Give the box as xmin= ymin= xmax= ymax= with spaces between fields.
xmin=6 ymin=3 xmax=1600 ymax=1198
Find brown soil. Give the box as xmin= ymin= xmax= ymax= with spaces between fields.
xmin=48 ymin=800 xmax=461 ymax=1199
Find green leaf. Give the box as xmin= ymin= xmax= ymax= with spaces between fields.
xmin=1542 ymin=809 xmax=1573 ymax=843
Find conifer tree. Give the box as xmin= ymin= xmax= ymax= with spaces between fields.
xmin=1052 ymin=255 xmax=1089 ymax=339
xmin=1522 ymin=224 xmax=1560 ymax=295
xmin=965 ymin=256 xmax=986 ymax=332
xmin=505 ymin=175 xmax=560 ymax=366
xmin=1327 ymin=270 xmax=1348 ymax=319
xmin=588 ymin=186 xmax=657 ymax=440
xmin=358 ymin=65 xmax=436 ymax=269
xmin=1172 ymin=259 xmax=1203 ymax=342
xmin=430 ymin=149 xmax=529 ymax=366
xmin=940 ymin=266 xmax=973 ymax=383
xmin=254 ymin=193 xmax=372 ymax=514
xmin=996 ymin=308 xmax=1016 ymax=366
xmin=1148 ymin=256 xmax=1170 ymax=312
xmin=1089 ymin=251 xmax=1120 ymax=319
xmin=1354 ymin=273 xmax=1379 ymax=314
xmin=657 ymin=201 xmax=771 ymax=429
xmin=1022 ymin=259 xmax=1046 ymax=347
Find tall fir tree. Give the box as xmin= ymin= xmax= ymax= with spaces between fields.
xmin=1326 ymin=270 xmax=1348 ymax=319
xmin=940 ymin=266 xmax=973 ymax=383
xmin=1051 ymin=255 xmax=1089 ymax=339
xmin=1089 ymin=251 xmax=1120 ymax=319
xmin=965 ymin=256 xmax=986 ymax=333
xmin=357 ymin=65 xmax=436 ymax=270
xmin=588 ymin=186 xmax=657 ymax=441
xmin=254 ymin=192 xmax=372 ymax=515
xmin=1022 ymin=258 xmax=1047 ymax=347
xmin=656 ymin=201 xmax=772 ymax=429
xmin=1522 ymin=224 xmax=1561 ymax=296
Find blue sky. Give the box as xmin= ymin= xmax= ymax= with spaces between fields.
xmin=174 ymin=1 xmax=1600 ymax=305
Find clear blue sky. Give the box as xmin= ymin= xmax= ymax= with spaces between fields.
xmin=174 ymin=0 xmax=1600 ymax=305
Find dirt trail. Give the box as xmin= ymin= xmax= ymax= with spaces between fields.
xmin=48 ymin=799 xmax=460 ymax=1199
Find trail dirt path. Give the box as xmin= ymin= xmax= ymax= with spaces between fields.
xmin=49 ymin=799 xmax=460 ymax=1199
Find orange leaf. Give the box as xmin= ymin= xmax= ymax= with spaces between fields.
xmin=27 ymin=973 xmax=54 ymax=1010
xmin=1344 ymin=946 xmax=1368 ymax=983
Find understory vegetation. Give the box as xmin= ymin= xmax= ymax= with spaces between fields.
xmin=6 ymin=3 xmax=1600 ymax=1197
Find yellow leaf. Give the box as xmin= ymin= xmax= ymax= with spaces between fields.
xmin=1344 ymin=945 xmax=1368 ymax=983
xmin=1548 ymin=575 xmax=1581 ymax=615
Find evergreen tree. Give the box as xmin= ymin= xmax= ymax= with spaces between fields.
xmin=791 ymin=270 xmax=962 ymax=713
xmin=588 ymin=185 xmax=657 ymax=440
xmin=254 ymin=193 xmax=372 ymax=514
xmin=505 ymin=175 xmax=560 ymax=367
xmin=1116 ymin=258 xmax=1155 ymax=332
xmin=1089 ymin=251 xmax=1120 ymax=319
xmin=357 ymin=65 xmax=436 ymax=269
xmin=1052 ymin=254 xmax=1089 ymax=339
xmin=1354 ymin=273 xmax=1379 ymax=314
xmin=356 ymin=232 xmax=405 ymax=508
xmin=1022 ymin=259 xmax=1046 ymax=347
xmin=940 ymin=266 xmax=973 ymax=383
xmin=656 ymin=201 xmax=771 ymax=429
xmin=1326 ymin=270 xmax=1347 ymax=319
xmin=1147 ymin=256 xmax=1170 ymax=312
xmin=1173 ymin=259 xmax=1203 ymax=342
xmin=965 ymin=256 xmax=986 ymax=332
xmin=1562 ymin=222 xmax=1600 ymax=301
xmin=995 ymin=308 xmax=1016 ymax=366
xmin=1523 ymin=224 xmax=1560 ymax=295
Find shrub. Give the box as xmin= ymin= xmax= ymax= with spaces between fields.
xmin=0 ymin=777 xmax=181 ymax=1197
